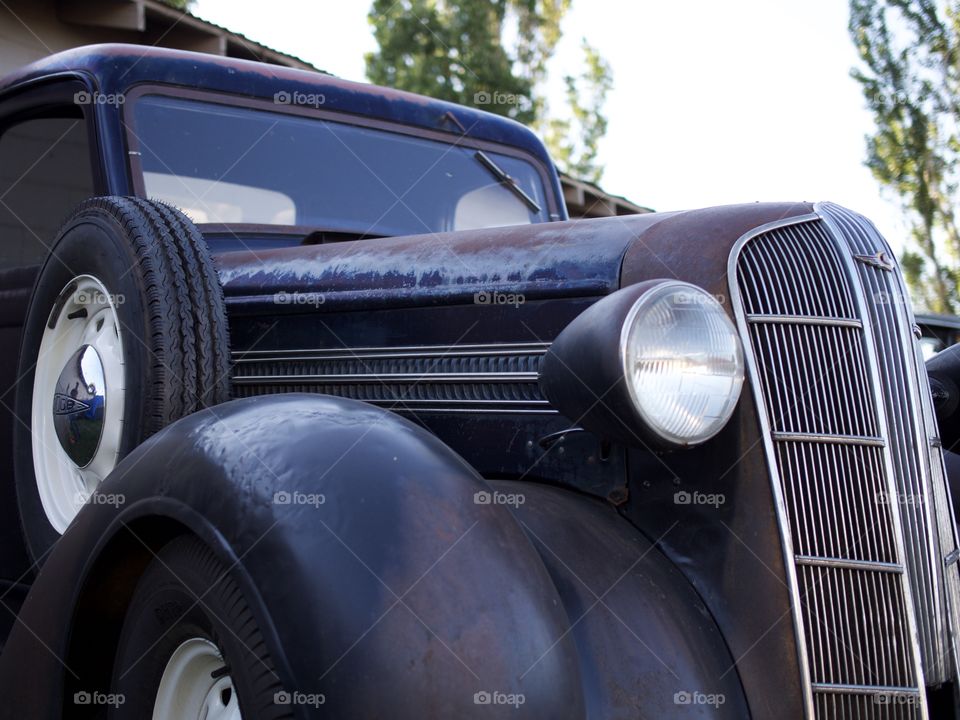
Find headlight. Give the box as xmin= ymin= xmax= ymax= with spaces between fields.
xmin=540 ymin=280 xmax=745 ymax=449
xmin=620 ymin=282 xmax=744 ymax=446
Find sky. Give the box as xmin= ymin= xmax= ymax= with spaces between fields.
xmin=191 ymin=0 xmax=909 ymax=250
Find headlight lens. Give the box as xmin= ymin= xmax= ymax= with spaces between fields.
xmin=621 ymin=282 xmax=744 ymax=446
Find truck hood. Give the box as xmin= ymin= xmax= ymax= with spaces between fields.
xmin=215 ymin=202 xmax=812 ymax=313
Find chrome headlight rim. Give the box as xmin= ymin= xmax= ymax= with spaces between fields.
xmin=618 ymin=280 xmax=745 ymax=448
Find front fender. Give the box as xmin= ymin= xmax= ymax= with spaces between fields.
xmin=0 ymin=395 xmax=584 ymax=718
xmin=496 ymin=480 xmax=750 ymax=718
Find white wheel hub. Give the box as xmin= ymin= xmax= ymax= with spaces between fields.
xmin=31 ymin=275 xmax=125 ymax=533
xmin=153 ymin=637 xmax=242 ymax=720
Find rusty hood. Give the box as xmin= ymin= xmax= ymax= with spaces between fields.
xmin=215 ymin=202 xmax=813 ymax=314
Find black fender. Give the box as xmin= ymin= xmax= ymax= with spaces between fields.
xmin=0 ymin=394 xmax=746 ymax=718
xmin=494 ymin=480 xmax=750 ymax=718
xmin=0 ymin=395 xmax=582 ymax=719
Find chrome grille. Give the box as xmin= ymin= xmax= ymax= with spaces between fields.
xmin=230 ymin=342 xmax=553 ymax=413
xmin=729 ymin=206 xmax=960 ymax=717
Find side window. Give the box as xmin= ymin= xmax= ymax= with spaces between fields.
xmin=0 ymin=114 xmax=94 ymax=272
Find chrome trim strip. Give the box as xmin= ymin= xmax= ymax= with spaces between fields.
xmin=392 ymin=408 xmax=559 ymax=415
xmin=234 ymin=396 xmax=552 ymax=407
xmin=795 ymin=555 xmax=904 ymax=574
xmin=231 ymin=393 xmax=558 ymax=414
xmin=727 ymin=211 xmax=820 ymax=720
xmin=811 ymin=683 xmax=921 ymax=697
xmin=232 ymin=372 xmax=540 ymax=385
xmin=771 ymin=432 xmax=885 ymax=447
xmin=364 ymin=406 xmax=552 ymax=415
xmin=339 ymin=398 xmax=551 ymax=406
xmin=386 ymin=406 xmax=558 ymax=415
xmin=747 ymin=314 xmax=862 ymax=329
xmin=232 ymin=342 xmax=551 ymax=363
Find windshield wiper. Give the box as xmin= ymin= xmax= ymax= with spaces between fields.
xmin=473 ymin=150 xmax=542 ymax=214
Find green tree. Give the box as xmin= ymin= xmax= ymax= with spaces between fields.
xmin=849 ymin=0 xmax=960 ymax=311
xmin=365 ymin=0 xmax=612 ymax=181
xmin=544 ymin=40 xmax=613 ymax=184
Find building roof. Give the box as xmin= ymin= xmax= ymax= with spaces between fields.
xmin=55 ymin=0 xmax=320 ymax=71
xmin=559 ymin=172 xmax=652 ymax=218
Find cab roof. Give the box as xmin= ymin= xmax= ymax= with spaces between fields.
xmin=0 ymin=43 xmax=555 ymax=171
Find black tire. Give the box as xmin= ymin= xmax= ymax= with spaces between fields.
xmin=108 ymin=536 xmax=290 ymax=719
xmin=13 ymin=196 xmax=230 ymax=561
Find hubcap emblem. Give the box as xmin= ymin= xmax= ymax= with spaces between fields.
xmin=52 ymin=345 xmax=106 ymax=467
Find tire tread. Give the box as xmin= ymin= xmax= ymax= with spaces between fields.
xmin=63 ymin=196 xmax=230 ymax=434
xmin=119 ymin=535 xmax=292 ymax=719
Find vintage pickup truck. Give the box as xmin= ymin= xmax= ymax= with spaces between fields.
xmin=0 ymin=43 xmax=956 ymax=719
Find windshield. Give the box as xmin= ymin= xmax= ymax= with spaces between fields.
xmin=128 ymin=95 xmax=551 ymax=236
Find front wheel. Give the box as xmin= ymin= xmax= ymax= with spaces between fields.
xmin=109 ymin=536 xmax=289 ymax=719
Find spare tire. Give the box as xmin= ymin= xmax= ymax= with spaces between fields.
xmin=13 ymin=197 xmax=230 ymax=561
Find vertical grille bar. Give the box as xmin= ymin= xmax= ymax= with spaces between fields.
xmin=729 ymin=210 xmax=940 ymax=718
